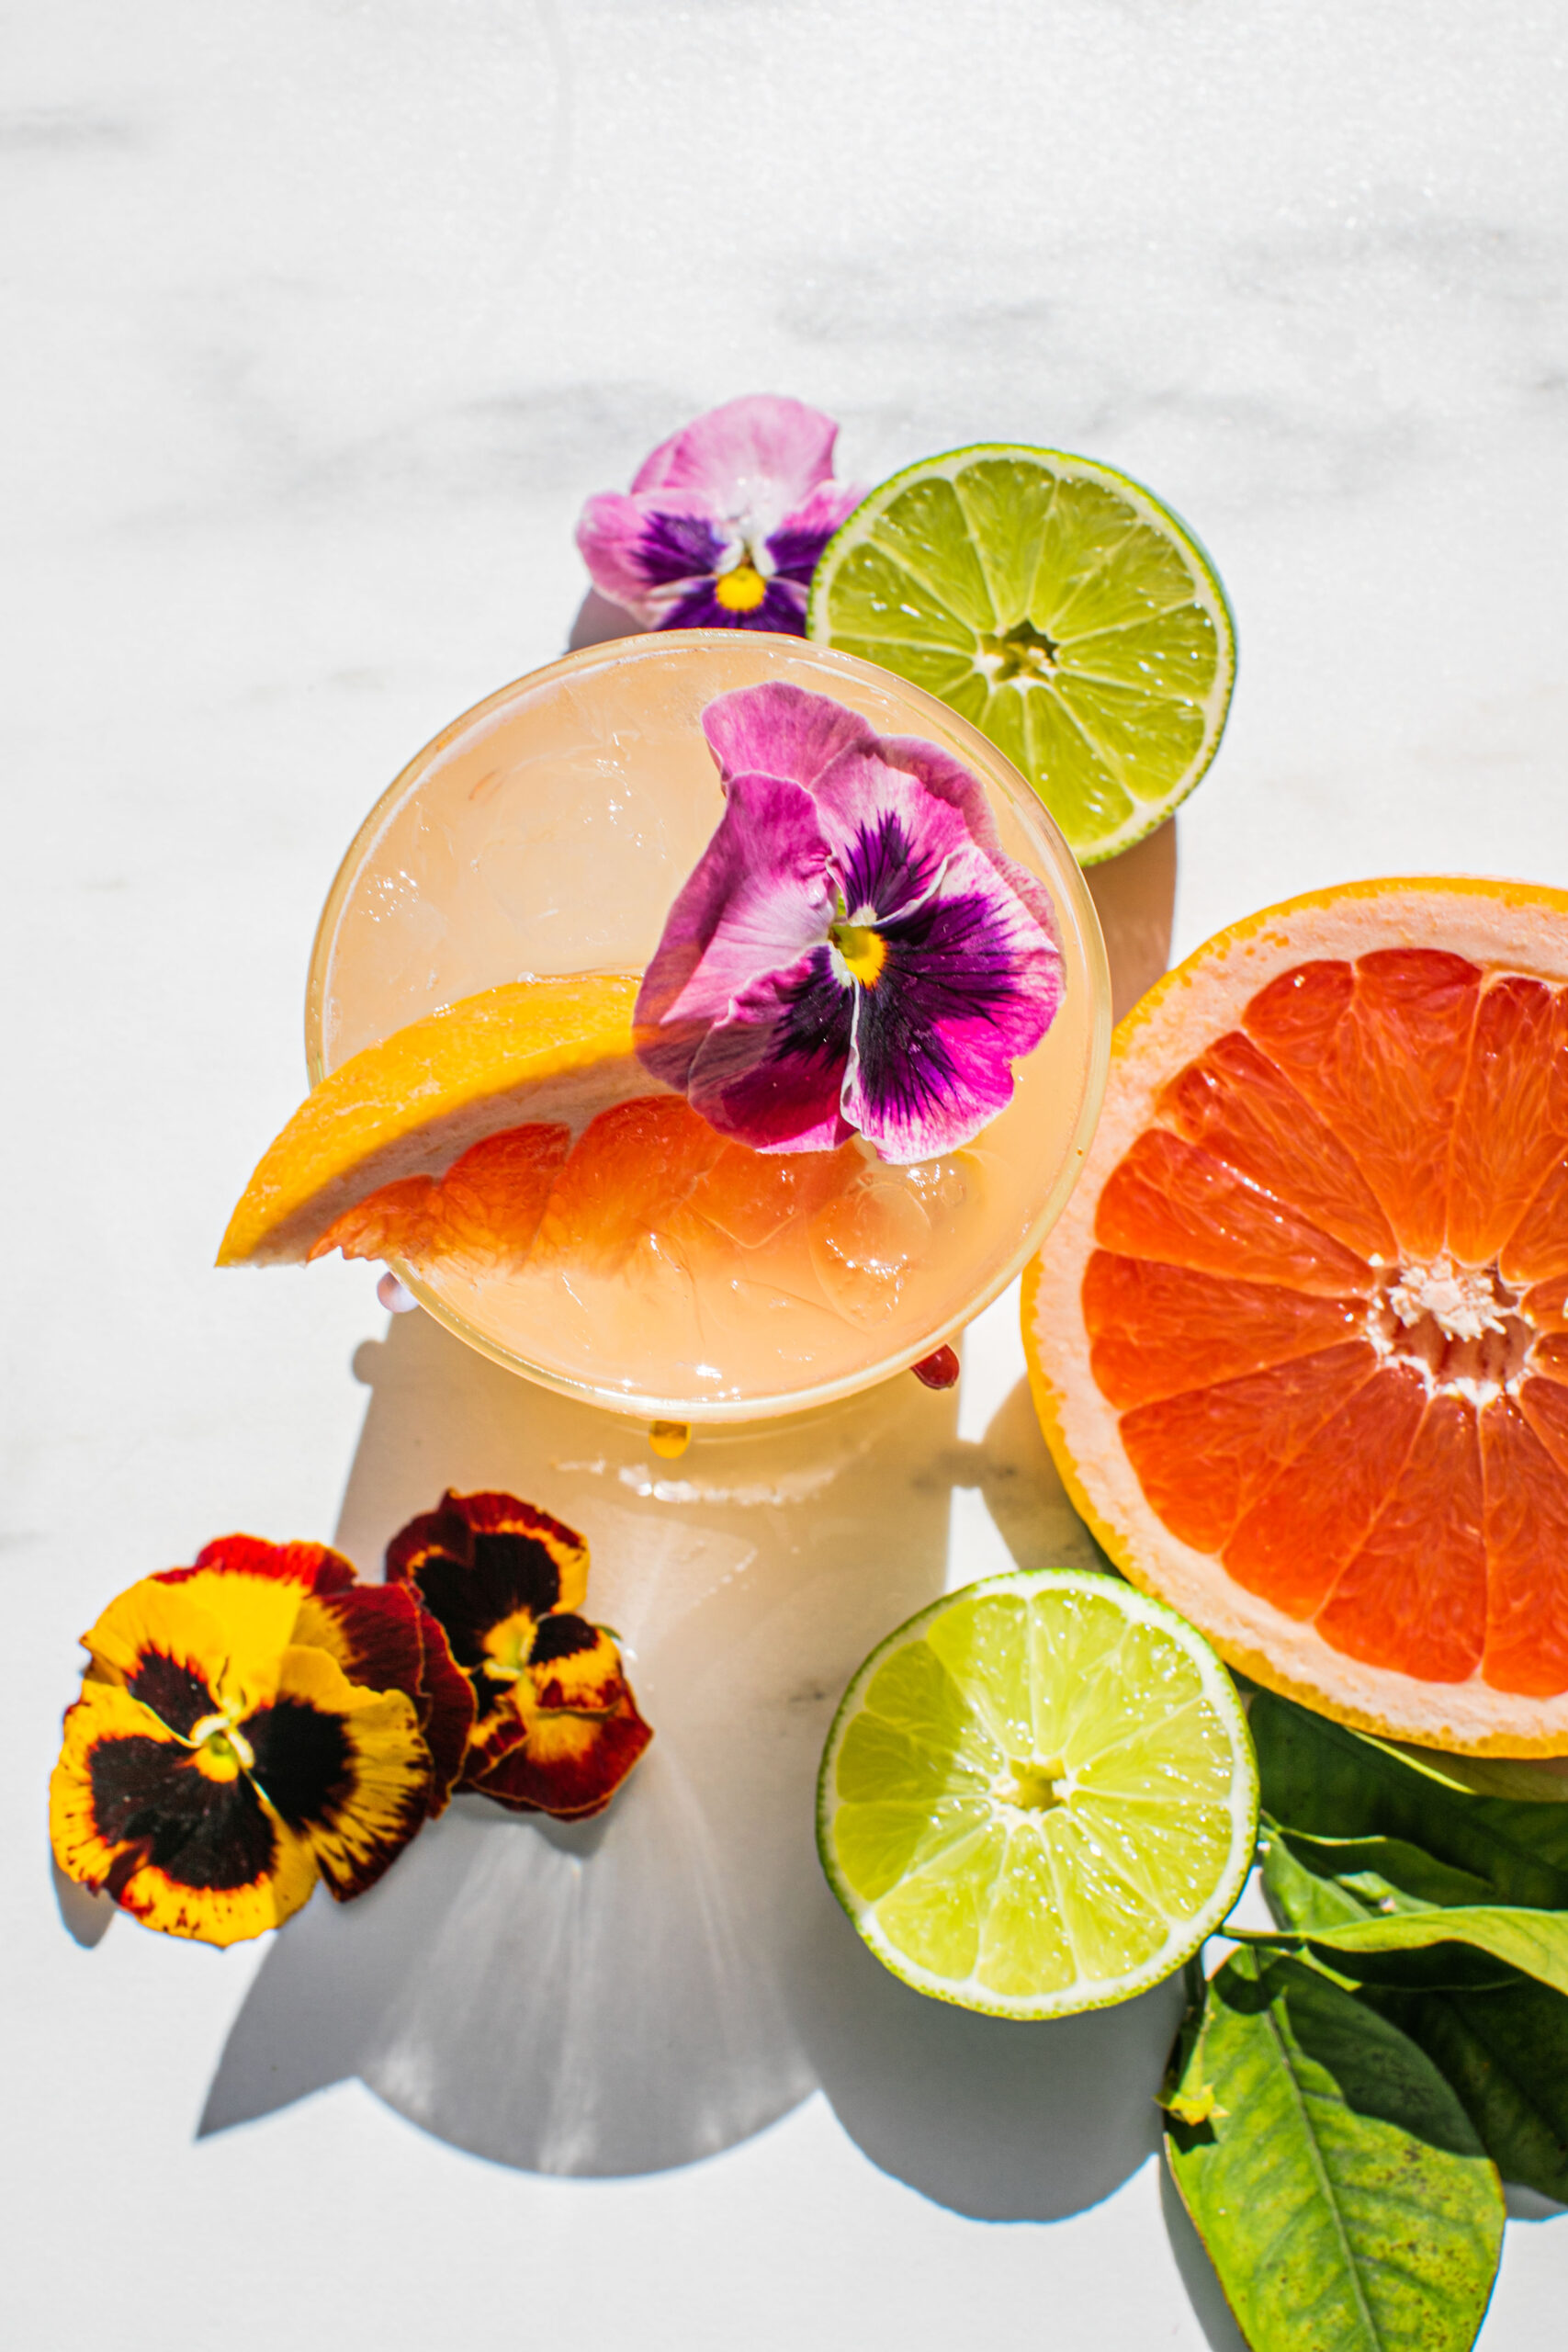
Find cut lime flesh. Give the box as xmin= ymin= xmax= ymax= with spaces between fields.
xmin=818 ymin=1568 xmax=1258 ymax=2019
xmin=807 ymin=446 xmax=1235 ymax=865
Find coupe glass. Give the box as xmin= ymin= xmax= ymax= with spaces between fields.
xmin=306 ymin=632 xmax=1110 ymax=1421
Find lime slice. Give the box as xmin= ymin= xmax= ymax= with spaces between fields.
xmin=817 ymin=1568 xmax=1258 ymax=2018
xmin=807 ymin=446 xmax=1235 ymax=865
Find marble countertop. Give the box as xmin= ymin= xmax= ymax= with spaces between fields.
xmin=6 ymin=4 xmax=1566 ymax=2345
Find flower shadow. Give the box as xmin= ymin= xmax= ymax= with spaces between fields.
xmin=568 ymin=586 xmax=638 ymax=651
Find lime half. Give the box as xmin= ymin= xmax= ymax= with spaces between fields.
xmin=818 ymin=1568 xmax=1258 ymax=2019
xmin=807 ymin=446 xmax=1235 ymax=865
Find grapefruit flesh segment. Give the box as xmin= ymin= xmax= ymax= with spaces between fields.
xmin=310 ymin=1174 xmax=446 ymax=1267
xmin=441 ymin=1127 xmax=575 ymax=1261
xmin=1530 ymin=1333 xmax=1568 ymax=1383
xmin=1314 ymin=1394 xmax=1486 ymax=1683
xmin=1119 ymin=1340 xmax=1380 ymax=1555
xmin=1095 ymin=1127 xmax=1375 ymax=1295
xmin=528 ymin=1096 xmax=861 ymax=1283
xmin=1500 ymin=1152 xmax=1568 ymax=1284
xmin=1522 ymin=1277 xmax=1568 ymax=1335
xmin=1157 ymin=1031 xmax=1397 ymax=1265
xmin=1241 ymin=949 xmax=1480 ymax=1260
xmin=1221 ymin=1361 xmax=1428 ymax=1620
xmin=532 ymin=1098 xmax=728 ymax=1277
xmin=1519 ymin=1374 xmax=1568 ymax=1470
xmin=313 ymin=1088 xmax=866 ymax=1295
xmin=1480 ymin=1399 xmax=1568 ymax=1697
xmin=312 ymin=1125 xmax=570 ymax=1270
xmin=1082 ymin=1252 xmax=1363 ymax=1411
xmin=1449 ymin=978 xmax=1568 ymax=1264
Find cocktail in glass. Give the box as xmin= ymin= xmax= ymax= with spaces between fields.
xmin=307 ymin=632 xmax=1110 ymax=1421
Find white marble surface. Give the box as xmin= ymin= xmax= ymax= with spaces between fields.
xmin=6 ymin=4 xmax=1567 ymax=2345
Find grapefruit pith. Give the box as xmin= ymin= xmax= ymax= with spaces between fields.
xmin=1024 ymin=877 xmax=1568 ymax=1757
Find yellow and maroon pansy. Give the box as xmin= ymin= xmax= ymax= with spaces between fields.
xmin=158 ymin=1534 xmax=475 ymax=1812
xmin=386 ymin=1488 xmax=653 ymax=1819
xmin=50 ymin=1534 xmax=475 ymax=1947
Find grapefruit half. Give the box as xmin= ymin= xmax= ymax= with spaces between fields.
xmin=1024 ymin=876 xmax=1568 ymax=1756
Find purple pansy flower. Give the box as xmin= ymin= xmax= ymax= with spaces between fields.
xmin=576 ymin=396 xmax=863 ymax=635
xmin=634 ymin=684 xmax=1065 ymax=1164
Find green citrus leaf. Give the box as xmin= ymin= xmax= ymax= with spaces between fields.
xmin=1167 ymin=1951 xmax=1503 ymax=2352
xmin=1260 ymin=1824 xmax=1517 ymax=1992
xmin=1359 ymin=1739 xmax=1568 ymax=1806
xmin=1364 ymin=1974 xmax=1568 ymax=2205
xmin=1250 ymin=1690 xmax=1568 ymax=1908
xmin=1241 ymin=1903 xmax=1568 ymax=1999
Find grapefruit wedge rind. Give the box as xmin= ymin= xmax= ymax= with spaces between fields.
xmin=1025 ymin=876 xmax=1568 ymax=1758
xmin=219 ymin=974 xmax=652 ymax=1267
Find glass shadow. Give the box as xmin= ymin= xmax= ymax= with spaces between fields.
xmin=201 ymin=1308 xmax=961 ymax=2173
xmin=200 ymin=1309 xmax=1194 ymax=2220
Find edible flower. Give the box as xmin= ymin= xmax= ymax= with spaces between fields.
xmin=387 ymin=1488 xmax=652 ymax=1819
xmin=50 ymin=1536 xmax=473 ymax=1946
xmin=634 ymin=684 xmax=1066 ymax=1162
xmin=576 ymin=394 xmax=862 ymax=633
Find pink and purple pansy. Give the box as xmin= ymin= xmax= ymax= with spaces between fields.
xmin=634 ymin=684 xmax=1065 ymax=1164
xmin=575 ymin=395 xmax=863 ymax=635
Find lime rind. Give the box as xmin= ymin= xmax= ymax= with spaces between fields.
xmin=816 ymin=1567 xmax=1258 ymax=2020
xmin=807 ymin=445 xmax=1236 ymax=865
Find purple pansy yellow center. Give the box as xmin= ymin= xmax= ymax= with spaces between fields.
xmin=634 ymin=683 xmax=1066 ymax=1164
xmin=576 ymin=394 xmax=863 ymax=637
xmin=831 ymin=916 xmax=886 ymax=989
xmin=713 ymin=560 xmax=770 ymax=614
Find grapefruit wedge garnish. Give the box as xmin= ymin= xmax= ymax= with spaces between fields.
xmin=1025 ymin=876 xmax=1568 ymax=1757
xmin=218 ymin=975 xmax=652 ymax=1268
xmin=219 ymin=974 xmax=870 ymax=1285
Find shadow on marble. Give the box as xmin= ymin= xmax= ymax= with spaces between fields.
xmin=791 ymin=1886 xmax=1187 ymax=2222
xmin=199 ymin=1311 xmax=1175 ymax=2218
xmin=1085 ymin=816 xmax=1178 ymax=1027
xmin=1504 ymin=2182 xmax=1568 ymax=2221
xmin=52 ymin=1855 xmax=115 ymax=1950
xmin=1159 ymin=2159 xmax=1249 ymax=2352
xmin=568 ymin=586 xmax=638 ymax=651
xmin=199 ymin=1758 xmax=808 ymax=2175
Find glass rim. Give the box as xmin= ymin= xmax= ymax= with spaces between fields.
xmin=304 ymin=629 xmax=1112 ymax=1423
